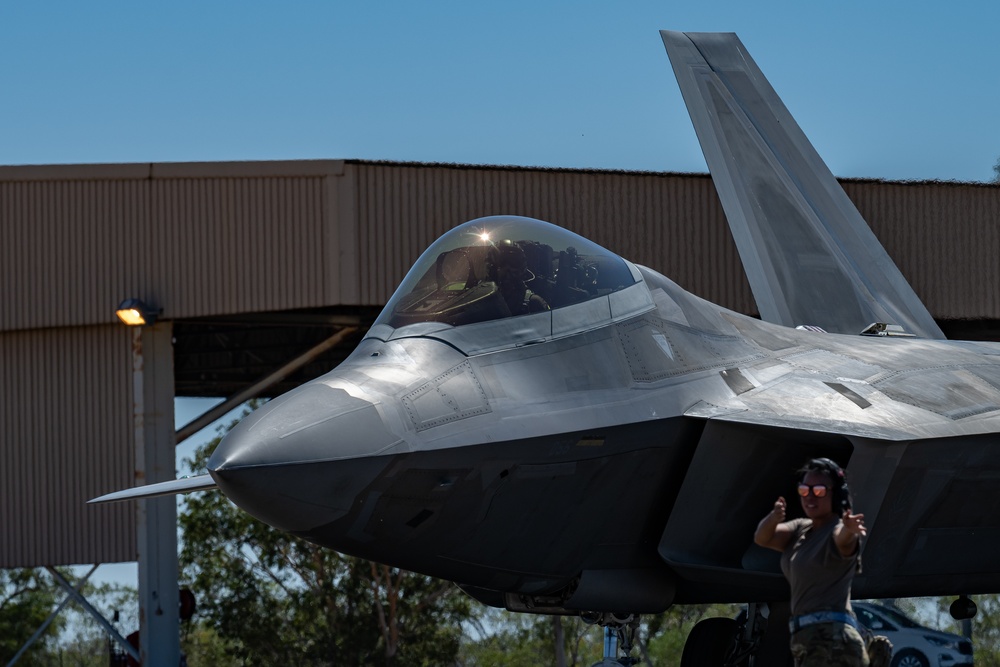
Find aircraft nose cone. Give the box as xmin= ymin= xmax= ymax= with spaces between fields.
xmin=209 ymin=383 xmax=401 ymax=471
xmin=207 ymin=383 xmax=402 ymax=533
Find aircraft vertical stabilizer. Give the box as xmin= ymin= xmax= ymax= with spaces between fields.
xmin=661 ymin=31 xmax=944 ymax=339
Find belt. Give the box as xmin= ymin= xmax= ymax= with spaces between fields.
xmin=789 ymin=611 xmax=860 ymax=634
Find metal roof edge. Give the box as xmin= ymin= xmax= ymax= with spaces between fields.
xmin=0 ymin=159 xmax=347 ymax=182
xmin=0 ymin=158 xmax=994 ymax=188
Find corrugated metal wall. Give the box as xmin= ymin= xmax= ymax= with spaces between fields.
xmin=0 ymin=325 xmax=135 ymax=567
xmin=351 ymin=163 xmax=1000 ymax=319
xmin=843 ymin=179 xmax=1000 ymax=320
xmin=353 ymin=164 xmax=752 ymax=312
xmin=3 ymin=160 xmax=998 ymax=330
xmin=0 ymin=161 xmax=352 ymax=333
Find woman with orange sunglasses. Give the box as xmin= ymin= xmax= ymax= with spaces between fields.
xmin=754 ymin=458 xmax=869 ymax=666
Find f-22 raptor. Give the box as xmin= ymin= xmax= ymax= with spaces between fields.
xmin=95 ymin=31 xmax=1000 ymax=665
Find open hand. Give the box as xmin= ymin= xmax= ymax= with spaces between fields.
xmin=842 ymin=510 xmax=867 ymax=539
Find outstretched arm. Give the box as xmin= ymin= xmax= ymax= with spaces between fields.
xmin=754 ymin=497 xmax=794 ymax=552
xmin=834 ymin=510 xmax=866 ymax=557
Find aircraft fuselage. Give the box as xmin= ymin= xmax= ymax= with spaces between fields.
xmin=208 ymin=221 xmax=1000 ymax=611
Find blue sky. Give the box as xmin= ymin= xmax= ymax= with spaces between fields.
xmin=2 ymin=1 xmax=999 ymax=182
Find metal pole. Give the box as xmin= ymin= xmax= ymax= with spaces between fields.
xmin=604 ymin=626 xmax=618 ymax=659
xmin=133 ymin=323 xmax=180 ymax=667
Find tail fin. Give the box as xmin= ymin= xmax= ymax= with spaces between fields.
xmin=660 ymin=30 xmax=943 ymax=339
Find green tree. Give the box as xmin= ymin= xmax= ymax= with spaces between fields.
xmin=458 ymin=607 xmax=604 ymax=667
xmin=48 ymin=580 xmax=140 ymax=667
xmin=962 ymin=595 xmax=1000 ymax=667
xmin=644 ymin=603 xmax=742 ymax=667
xmin=0 ymin=568 xmax=62 ymax=663
xmin=179 ymin=410 xmax=472 ymax=666
xmin=182 ymin=624 xmax=241 ymax=667
xmin=457 ymin=605 xmax=745 ymax=666
xmin=924 ymin=595 xmax=1000 ymax=667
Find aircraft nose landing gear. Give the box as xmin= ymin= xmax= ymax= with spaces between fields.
xmin=583 ymin=612 xmax=641 ymax=666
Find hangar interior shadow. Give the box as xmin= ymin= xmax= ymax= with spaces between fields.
xmin=172 ymin=305 xmax=382 ymax=399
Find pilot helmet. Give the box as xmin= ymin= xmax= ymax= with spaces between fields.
xmin=493 ymin=240 xmax=528 ymax=278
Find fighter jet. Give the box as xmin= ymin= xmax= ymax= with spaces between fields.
xmin=94 ymin=31 xmax=1000 ymax=665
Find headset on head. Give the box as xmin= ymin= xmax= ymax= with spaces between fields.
xmin=799 ymin=457 xmax=851 ymax=512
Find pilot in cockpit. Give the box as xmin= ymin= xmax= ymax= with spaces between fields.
xmin=494 ymin=240 xmax=550 ymax=316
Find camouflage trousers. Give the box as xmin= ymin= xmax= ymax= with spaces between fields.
xmin=790 ymin=622 xmax=869 ymax=667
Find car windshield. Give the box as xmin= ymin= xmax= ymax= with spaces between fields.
xmin=375 ymin=216 xmax=636 ymax=329
xmin=869 ymin=605 xmax=923 ymax=629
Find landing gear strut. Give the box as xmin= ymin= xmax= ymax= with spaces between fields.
xmin=731 ymin=602 xmax=769 ymax=666
xmin=583 ymin=612 xmax=641 ymax=666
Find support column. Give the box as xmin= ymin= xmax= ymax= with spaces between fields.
xmin=133 ymin=322 xmax=179 ymax=666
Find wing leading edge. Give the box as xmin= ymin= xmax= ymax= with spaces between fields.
xmin=660 ymin=31 xmax=944 ymax=339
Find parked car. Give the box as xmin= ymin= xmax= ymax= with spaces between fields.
xmin=853 ymin=601 xmax=973 ymax=667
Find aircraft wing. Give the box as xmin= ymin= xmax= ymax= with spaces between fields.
xmin=89 ymin=474 xmax=217 ymax=503
xmin=660 ymin=31 xmax=944 ymax=339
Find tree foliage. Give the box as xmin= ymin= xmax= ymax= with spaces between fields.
xmin=923 ymin=595 xmax=1000 ymax=667
xmin=458 ymin=607 xmax=603 ymax=666
xmin=51 ymin=580 xmax=139 ymax=667
xmin=178 ymin=409 xmax=472 ymax=666
xmin=456 ymin=603 xmax=744 ymax=666
xmin=643 ymin=604 xmax=742 ymax=666
xmin=962 ymin=596 xmax=1000 ymax=667
xmin=0 ymin=569 xmax=138 ymax=666
xmin=0 ymin=569 xmax=62 ymax=663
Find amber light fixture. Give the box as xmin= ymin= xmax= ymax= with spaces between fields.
xmin=115 ymin=298 xmax=159 ymax=326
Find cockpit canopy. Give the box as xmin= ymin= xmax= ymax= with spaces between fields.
xmin=375 ymin=216 xmax=637 ymax=330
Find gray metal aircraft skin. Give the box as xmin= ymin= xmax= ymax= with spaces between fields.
xmin=94 ymin=31 xmax=1000 ymax=616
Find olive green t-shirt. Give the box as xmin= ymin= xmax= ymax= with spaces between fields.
xmin=780 ymin=517 xmax=858 ymax=616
